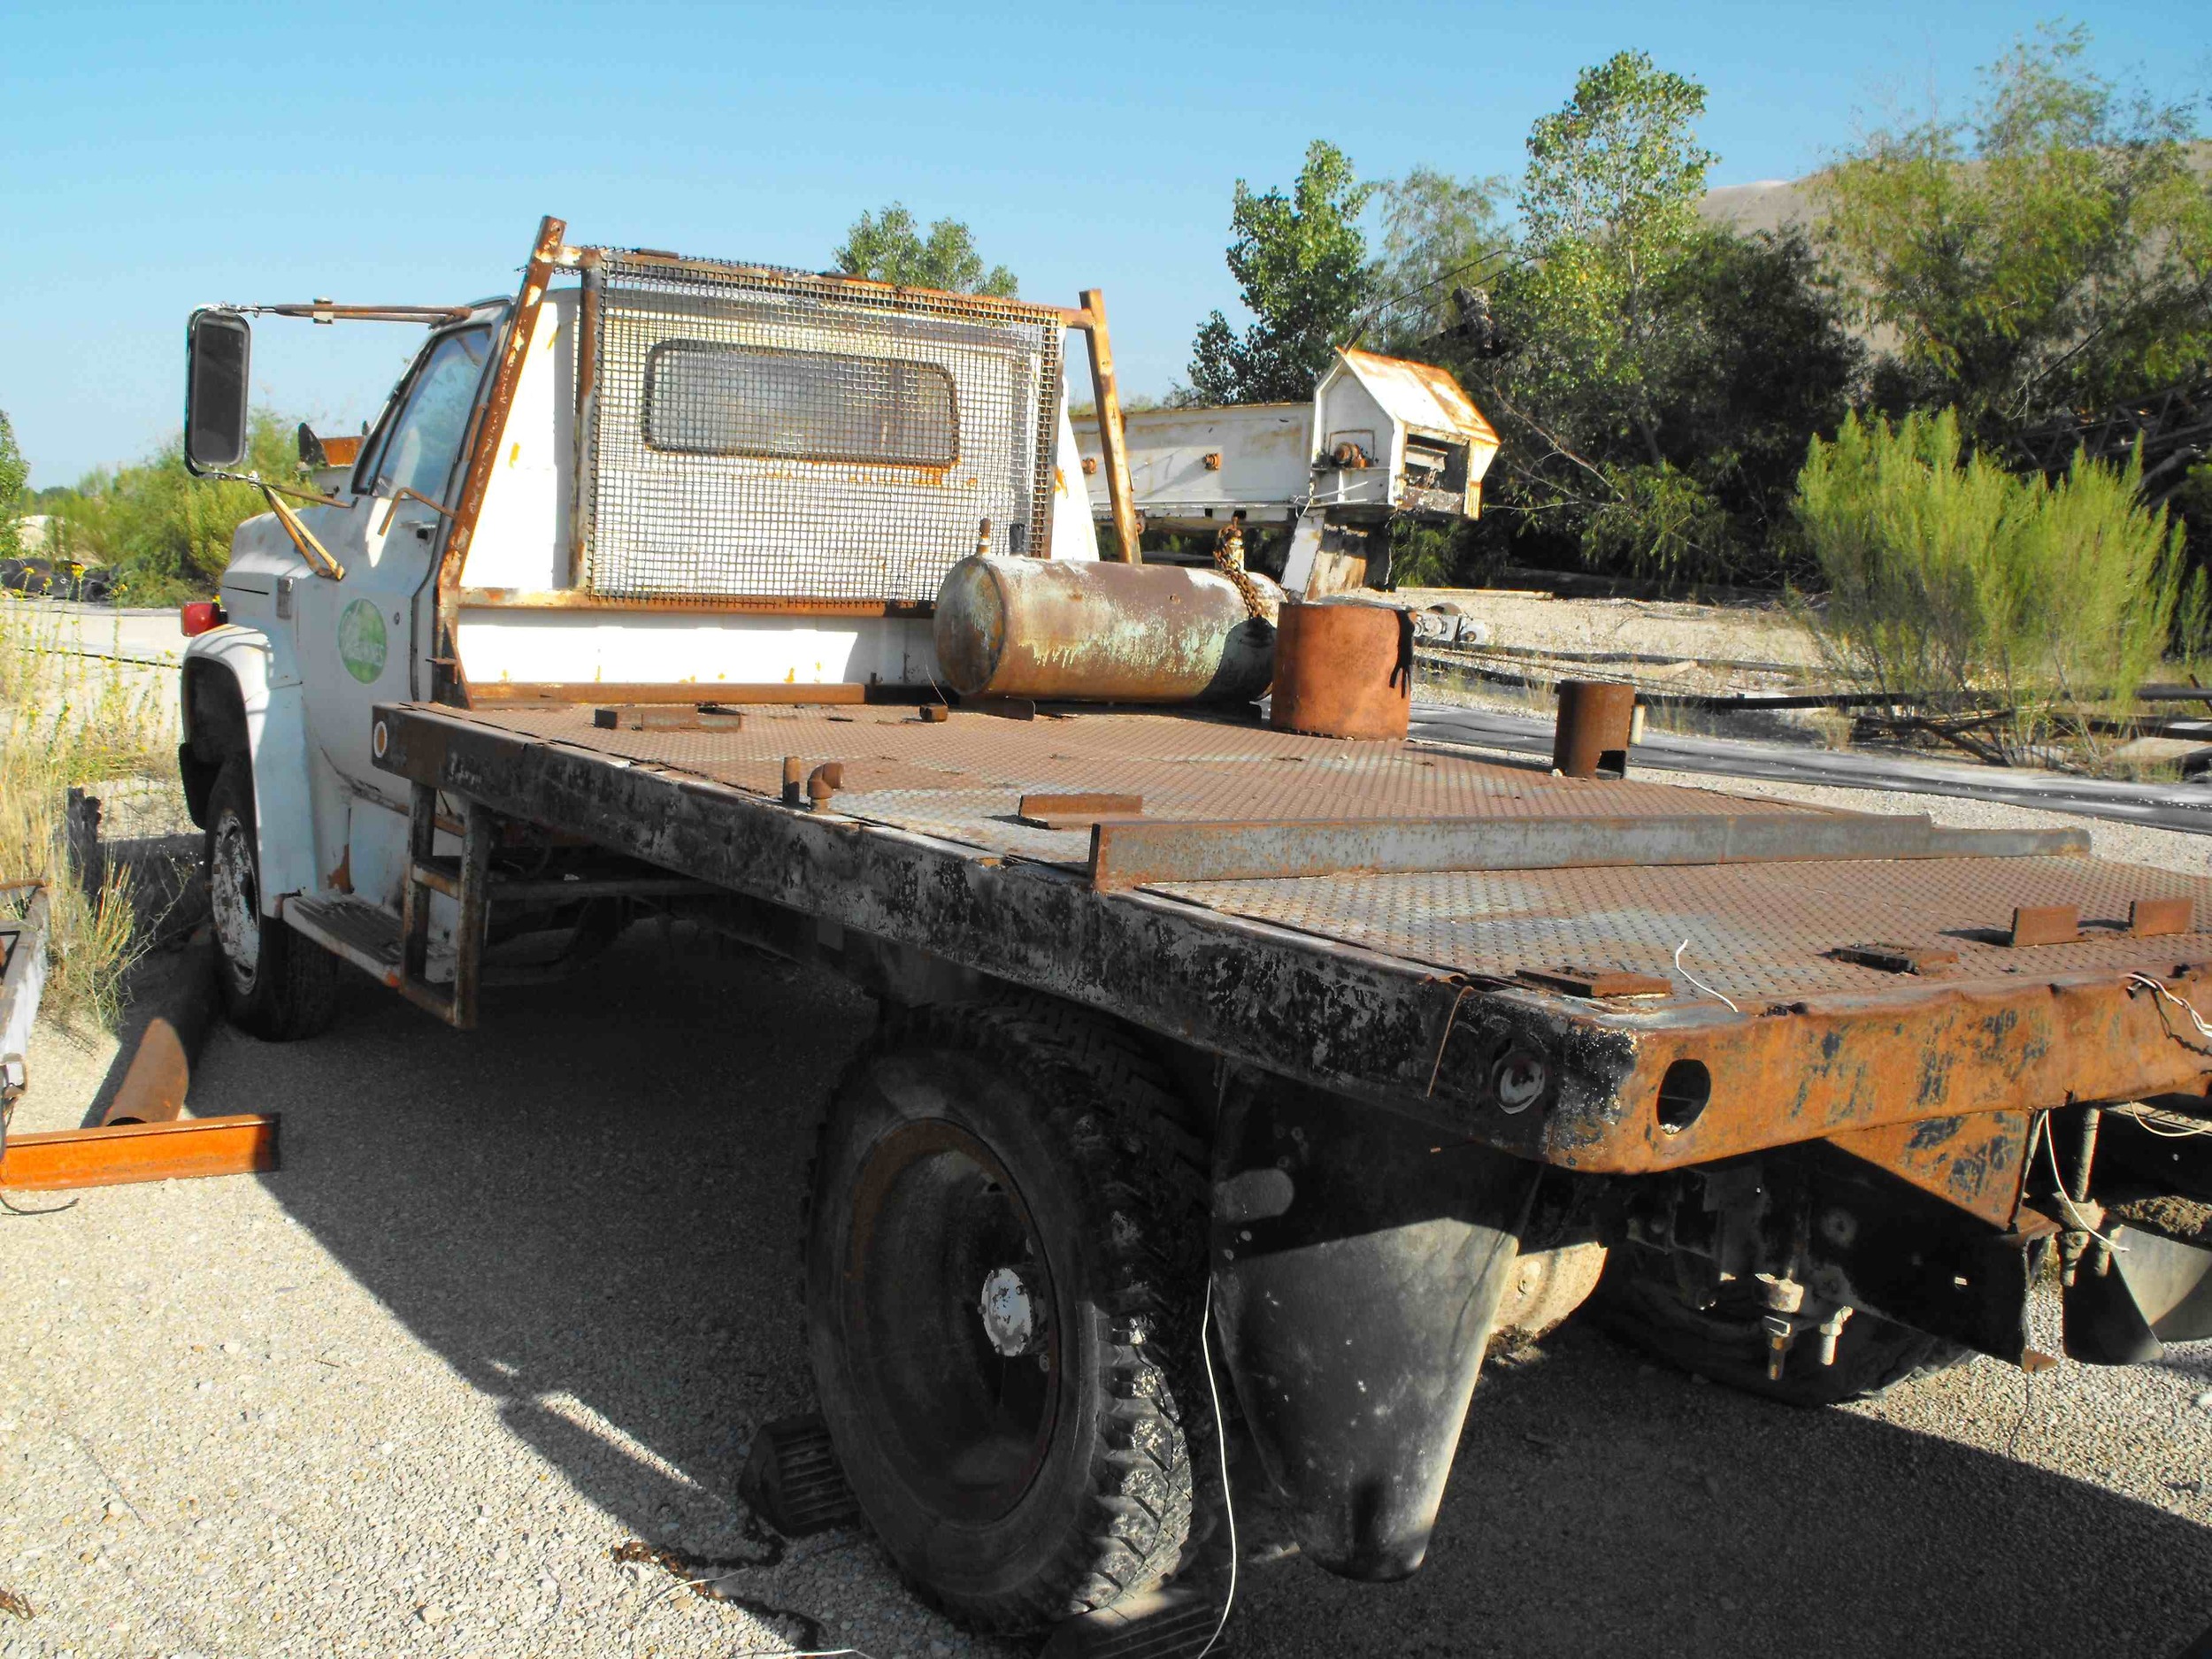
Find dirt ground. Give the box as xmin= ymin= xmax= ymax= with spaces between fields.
xmin=4 ymin=929 xmax=2209 ymax=1659
xmin=4 ymin=596 xmax=2210 ymax=1658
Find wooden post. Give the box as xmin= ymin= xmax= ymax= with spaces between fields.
xmin=1078 ymin=288 xmax=1142 ymax=564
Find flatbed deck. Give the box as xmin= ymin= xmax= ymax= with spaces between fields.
xmin=365 ymin=698 xmax=2212 ymax=1187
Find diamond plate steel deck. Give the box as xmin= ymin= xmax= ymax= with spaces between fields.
xmin=450 ymin=701 xmax=2212 ymax=1007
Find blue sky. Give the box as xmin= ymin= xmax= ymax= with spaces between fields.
xmin=3 ymin=0 xmax=2204 ymax=488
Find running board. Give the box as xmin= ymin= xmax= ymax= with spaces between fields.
xmin=285 ymin=892 xmax=461 ymax=1023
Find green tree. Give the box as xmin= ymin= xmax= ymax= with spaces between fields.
xmin=1818 ymin=23 xmax=2212 ymax=471
xmin=1363 ymin=166 xmax=1512 ymax=353
xmin=833 ymin=204 xmax=1018 ymax=296
xmin=1187 ymin=140 xmax=1376 ymax=403
xmin=1504 ymin=50 xmax=1717 ymax=471
xmin=1454 ymin=50 xmax=1811 ymax=580
xmin=0 ymin=410 xmax=27 ymax=563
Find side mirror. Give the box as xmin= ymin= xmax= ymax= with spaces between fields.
xmin=296 ymin=421 xmax=327 ymax=468
xmin=185 ymin=309 xmax=252 ymax=475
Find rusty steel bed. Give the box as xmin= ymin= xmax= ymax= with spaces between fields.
xmin=367 ymin=697 xmax=2212 ymax=1225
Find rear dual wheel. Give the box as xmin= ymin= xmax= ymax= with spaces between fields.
xmin=804 ymin=998 xmax=1211 ymax=1632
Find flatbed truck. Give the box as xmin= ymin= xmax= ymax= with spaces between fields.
xmin=173 ymin=217 xmax=2212 ymax=1646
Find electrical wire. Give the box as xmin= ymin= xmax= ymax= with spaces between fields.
xmin=1673 ymin=940 xmax=1740 ymax=1013
xmin=1194 ymin=1278 xmax=1237 ymax=1659
xmin=2036 ymin=1114 xmax=2128 ymax=1255
xmin=2127 ymin=972 xmax=2212 ymax=1048
xmin=2109 ymin=1102 xmax=2212 ymax=1138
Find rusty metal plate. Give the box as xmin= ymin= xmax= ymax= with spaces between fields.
xmin=1145 ymin=856 xmax=2212 ymax=1008
xmin=466 ymin=703 xmax=1818 ymax=831
xmin=449 ymin=703 xmax=2212 ymax=1008
xmin=2008 ymin=903 xmax=2082 ymax=947
xmin=2131 ymin=896 xmax=2195 ymax=937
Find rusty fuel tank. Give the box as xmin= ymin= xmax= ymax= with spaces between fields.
xmin=933 ymin=556 xmax=1278 ymax=703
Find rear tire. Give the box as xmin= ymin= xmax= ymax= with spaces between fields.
xmin=204 ymin=757 xmax=339 ymax=1041
xmin=1592 ymin=1245 xmax=1967 ymax=1406
xmin=803 ymin=996 xmax=1210 ymax=1633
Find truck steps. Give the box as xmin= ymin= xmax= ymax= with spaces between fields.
xmin=285 ymin=895 xmax=456 ymax=990
xmin=737 ymin=1414 xmax=860 ymax=1537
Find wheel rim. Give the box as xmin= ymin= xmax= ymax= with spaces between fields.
xmin=210 ymin=808 xmax=261 ymax=992
xmin=841 ymin=1118 xmax=1063 ymax=1525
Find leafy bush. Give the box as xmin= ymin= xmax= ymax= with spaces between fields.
xmin=40 ymin=411 xmax=304 ymax=601
xmin=1797 ymin=408 xmax=2185 ymax=757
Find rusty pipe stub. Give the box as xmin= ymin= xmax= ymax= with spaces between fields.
xmin=1552 ymin=680 xmax=1637 ymax=779
xmin=933 ymin=555 xmax=1277 ymax=704
xmin=1270 ymin=599 xmax=1413 ymax=741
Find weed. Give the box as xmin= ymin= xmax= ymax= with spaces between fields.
xmin=0 ymin=597 xmax=180 ymax=1032
xmin=1795 ymin=409 xmax=2184 ymax=765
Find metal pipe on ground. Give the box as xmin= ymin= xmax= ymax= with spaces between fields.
xmin=100 ymin=933 xmax=219 ymax=1126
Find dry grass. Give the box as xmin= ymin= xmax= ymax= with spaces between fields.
xmin=0 ymin=597 xmax=180 ymax=1033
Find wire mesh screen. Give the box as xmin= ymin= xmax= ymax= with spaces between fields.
xmin=586 ymin=254 xmax=1063 ymax=602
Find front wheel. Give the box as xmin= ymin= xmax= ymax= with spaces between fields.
xmin=1592 ymin=1245 xmax=1968 ymax=1406
xmin=803 ymin=997 xmax=1210 ymax=1633
xmin=204 ymin=757 xmax=338 ymax=1041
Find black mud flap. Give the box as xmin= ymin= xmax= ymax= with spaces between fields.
xmin=2062 ymin=1224 xmax=2212 ymax=1364
xmin=1210 ymin=1081 xmax=1537 ymax=1581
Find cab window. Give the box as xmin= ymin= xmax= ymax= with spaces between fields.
xmin=365 ymin=327 xmax=492 ymax=500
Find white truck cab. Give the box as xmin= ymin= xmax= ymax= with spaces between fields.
xmin=175 ymin=215 xmax=1493 ymax=1035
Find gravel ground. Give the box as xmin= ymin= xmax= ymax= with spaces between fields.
xmin=1400 ymin=588 xmax=1821 ymax=670
xmin=5 ymin=592 xmax=2211 ymax=1656
xmin=4 ymin=924 xmax=2208 ymax=1659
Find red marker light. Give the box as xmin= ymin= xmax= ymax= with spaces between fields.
xmin=180 ymin=600 xmax=226 ymax=636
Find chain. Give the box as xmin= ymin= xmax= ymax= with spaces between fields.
xmin=1213 ymin=521 xmax=1278 ymax=624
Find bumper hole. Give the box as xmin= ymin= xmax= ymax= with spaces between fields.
xmin=1657 ymin=1059 xmax=1710 ymax=1134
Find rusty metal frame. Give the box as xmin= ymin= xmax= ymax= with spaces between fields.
xmin=246 ymin=303 xmax=473 ymax=325
xmin=434 ymin=214 xmax=568 ymax=707
xmin=371 ymin=700 xmax=2212 ymax=1182
xmin=0 ymin=1114 xmax=279 ymax=1191
xmin=567 ymin=250 xmax=604 ymax=590
xmin=1073 ymin=290 xmax=1141 ymax=563
xmin=1086 ymin=812 xmax=2087 ymax=891
xmin=457 ymin=588 xmax=931 ymax=618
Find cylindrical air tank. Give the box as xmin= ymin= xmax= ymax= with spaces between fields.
xmin=933 ymin=556 xmax=1279 ymax=704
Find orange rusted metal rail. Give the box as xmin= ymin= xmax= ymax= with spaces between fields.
xmin=0 ymin=1114 xmax=279 ymax=1192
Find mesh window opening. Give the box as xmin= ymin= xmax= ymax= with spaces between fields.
xmin=584 ymin=255 xmax=1063 ymax=605
xmin=643 ymin=340 xmax=960 ymax=468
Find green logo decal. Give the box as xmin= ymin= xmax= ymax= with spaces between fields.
xmin=338 ymin=598 xmax=389 ymax=685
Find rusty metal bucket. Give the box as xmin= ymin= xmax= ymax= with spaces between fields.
xmin=1271 ymin=601 xmax=1412 ymax=741
xmin=1552 ymin=680 xmax=1636 ymax=778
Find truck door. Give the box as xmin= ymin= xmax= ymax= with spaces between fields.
xmin=295 ymin=325 xmax=492 ymax=809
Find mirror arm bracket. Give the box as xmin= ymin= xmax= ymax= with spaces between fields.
xmin=242 ymin=475 xmax=345 ymax=580
xmin=376 ymin=488 xmax=457 ymax=536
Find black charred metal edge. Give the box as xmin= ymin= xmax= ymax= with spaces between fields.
xmin=371 ymin=702 xmax=1638 ymax=1154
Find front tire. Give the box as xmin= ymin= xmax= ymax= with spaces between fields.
xmin=1592 ymin=1245 xmax=1967 ymax=1406
xmin=204 ymin=757 xmax=338 ymax=1041
xmin=803 ymin=997 xmax=1210 ymax=1633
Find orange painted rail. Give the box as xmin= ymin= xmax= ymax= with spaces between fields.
xmin=0 ymin=1114 xmax=279 ymax=1191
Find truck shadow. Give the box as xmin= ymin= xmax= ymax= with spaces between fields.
xmin=189 ymin=929 xmax=2212 ymax=1659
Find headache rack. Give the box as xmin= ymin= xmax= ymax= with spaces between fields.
xmin=577 ymin=250 xmax=1067 ymax=603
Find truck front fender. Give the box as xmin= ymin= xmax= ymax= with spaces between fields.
xmin=180 ymin=627 xmax=317 ymax=914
